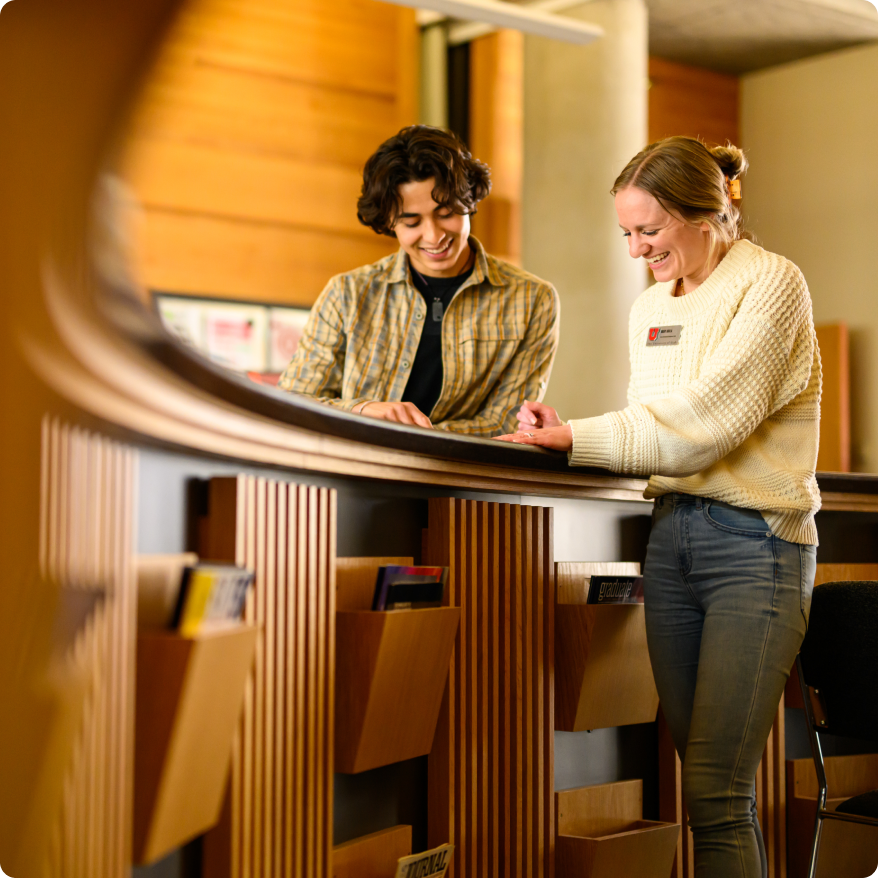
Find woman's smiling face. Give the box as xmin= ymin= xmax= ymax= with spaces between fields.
xmin=615 ymin=186 xmax=714 ymax=289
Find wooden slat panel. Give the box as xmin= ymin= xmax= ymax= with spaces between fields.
xmin=128 ymin=57 xmax=403 ymax=170
xmin=136 ymin=208 xmax=396 ymax=304
xmin=201 ymin=475 xmax=335 ymax=878
xmin=122 ymin=0 xmax=417 ymax=305
xmin=648 ymin=56 xmax=739 ymax=147
xmin=425 ymin=497 xmax=554 ymax=877
xmin=815 ymin=324 xmax=850 ymax=473
xmin=659 ymin=698 xmax=787 ymax=878
xmin=125 ymin=138 xmax=376 ymax=239
xmin=42 ymin=421 xmax=137 ymax=878
xmin=161 ymin=0 xmax=410 ymax=99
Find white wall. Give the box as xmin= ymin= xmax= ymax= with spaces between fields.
xmin=741 ymin=43 xmax=878 ymax=472
xmin=523 ymin=0 xmax=648 ymax=421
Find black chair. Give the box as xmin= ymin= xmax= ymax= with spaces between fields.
xmin=797 ymin=580 xmax=878 ymax=878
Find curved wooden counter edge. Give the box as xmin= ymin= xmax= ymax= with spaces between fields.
xmin=31 ymin=268 xmax=878 ymax=509
xmin=25 ymin=267 xmax=650 ymax=502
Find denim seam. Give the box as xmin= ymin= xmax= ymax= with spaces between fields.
xmin=674 ymin=504 xmax=698 ymax=602
xmin=727 ymin=533 xmax=779 ymax=878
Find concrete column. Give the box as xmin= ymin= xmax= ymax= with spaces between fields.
xmin=523 ymin=0 xmax=648 ymax=419
xmin=420 ymin=23 xmax=449 ymax=128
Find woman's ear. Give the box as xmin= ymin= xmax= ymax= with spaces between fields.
xmin=699 ymin=221 xmax=711 ymax=232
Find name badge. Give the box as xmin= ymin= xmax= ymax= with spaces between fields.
xmin=646 ymin=325 xmax=683 ymax=346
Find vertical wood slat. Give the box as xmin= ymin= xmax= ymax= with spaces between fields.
xmin=425 ymin=498 xmax=554 ymax=877
xmin=41 ymin=419 xmax=137 ymax=878
xmin=201 ymin=476 xmax=335 ymax=878
xmin=658 ymin=697 xmax=787 ymax=878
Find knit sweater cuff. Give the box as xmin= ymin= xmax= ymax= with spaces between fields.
xmin=567 ymin=416 xmax=614 ymax=469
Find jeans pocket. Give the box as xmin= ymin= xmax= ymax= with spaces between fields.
xmin=702 ymin=500 xmax=771 ymax=537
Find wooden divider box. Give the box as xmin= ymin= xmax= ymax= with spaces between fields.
xmin=335 ymin=607 xmax=460 ymax=774
xmin=787 ymin=754 xmax=878 ymax=878
xmin=557 ymin=780 xmax=680 ymax=878
xmin=133 ymin=625 xmax=258 ymax=865
xmin=333 ymin=825 xmax=413 ymax=878
xmin=555 ymin=563 xmax=659 ymax=731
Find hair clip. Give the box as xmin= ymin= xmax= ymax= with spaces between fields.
xmin=727 ymin=178 xmax=742 ymax=201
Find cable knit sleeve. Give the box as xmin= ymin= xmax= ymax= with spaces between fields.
xmin=568 ymin=256 xmax=815 ymax=476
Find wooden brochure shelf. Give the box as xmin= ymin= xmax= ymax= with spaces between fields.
xmin=555 ymin=563 xmax=659 ymax=731
xmin=335 ymin=607 xmax=460 ymax=773
xmin=133 ymin=625 xmax=258 ymax=865
xmin=335 ymin=556 xmax=460 ymax=774
xmin=787 ymin=754 xmax=878 ymax=878
xmin=556 ymin=780 xmax=680 ymax=878
xmin=333 ymin=825 xmax=413 ymax=877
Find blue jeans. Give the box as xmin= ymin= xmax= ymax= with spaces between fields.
xmin=644 ymin=493 xmax=816 ymax=878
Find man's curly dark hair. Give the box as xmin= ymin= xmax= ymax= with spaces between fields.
xmin=356 ymin=125 xmax=491 ymax=237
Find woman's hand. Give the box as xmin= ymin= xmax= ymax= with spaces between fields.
xmin=358 ymin=401 xmax=433 ymax=429
xmin=516 ymin=400 xmax=563 ymax=431
xmin=494 ymin=424 xmax=573 ymax=452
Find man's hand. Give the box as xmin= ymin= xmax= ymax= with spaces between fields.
xmin=515 ymin=400 xmax=563 ymax=431
xmin=358 ymin=401 xmax=433 ymax=429
xmin=494 ymin=424 xmax=573 ymax=452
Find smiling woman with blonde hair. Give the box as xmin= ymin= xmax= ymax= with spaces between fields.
xmin=500 ymin=136 xmax=821 ymax=878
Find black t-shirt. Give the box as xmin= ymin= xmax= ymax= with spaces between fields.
xmin=401 ymin=263 xmax=474 ymax=418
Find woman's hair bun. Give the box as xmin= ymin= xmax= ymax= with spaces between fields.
xmin=709 ymin=144 xmax=748 ymax=181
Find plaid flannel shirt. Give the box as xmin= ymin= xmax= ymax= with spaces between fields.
xmin=279 ymin=237 xmax=559 ymax=437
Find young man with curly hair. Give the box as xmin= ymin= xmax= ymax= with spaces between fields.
xmin=279 ymin=125 xmax=559 ymax=437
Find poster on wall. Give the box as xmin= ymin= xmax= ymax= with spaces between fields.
xmin=268 ymin=306 xmax=311 ymax=372
xmin=156 ymin=296 xmax=204 ymax=349
xmin=203 ymin=303 xmax=268 ymax=372
xmin=154 ymin=293 xmax=311 ymax=378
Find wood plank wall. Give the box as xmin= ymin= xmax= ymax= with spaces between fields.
xmin=199 ymin=476 xmax=336 ymax=878
xmin=648 ymin=57 xmax=739 ymax=147
xmin=423 ymin=498 xmax=554 ymax=878
xmin=659 ymin=698 xmax=787 ymax=878
xmin=122 ymin=0 xmax=418 ymax=306
xmin=42 ymin=420 xmax=137 ymax=878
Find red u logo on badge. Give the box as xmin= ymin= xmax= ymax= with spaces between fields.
xmin=648 ymin=327 xmax=659 ymax=342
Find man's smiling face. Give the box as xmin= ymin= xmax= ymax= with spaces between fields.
xmin=392 ymin=178 xmax=472 ymax=278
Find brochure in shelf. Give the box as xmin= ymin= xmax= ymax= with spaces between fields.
xmin=371 ymin=565 xmax=449 ymax=611
xmin=171 ymin=564 xmax=255 ymax=636
xmin=394 ymin=843 xmax=454 ymax=878
xmin=585 ymin=575 xmax=644 ymax=605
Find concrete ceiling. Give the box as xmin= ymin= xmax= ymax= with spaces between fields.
xmin=647 ymin=0 xmax=878 ymax=73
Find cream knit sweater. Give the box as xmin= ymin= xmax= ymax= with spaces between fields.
xmin=568 ymin=239 xmax=822 ymax=545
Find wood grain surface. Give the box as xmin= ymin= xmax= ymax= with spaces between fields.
xmin=424 ymin=498 xmax=554 ymax=877
xmin=200 ymin=475 xmax=336 ymax=878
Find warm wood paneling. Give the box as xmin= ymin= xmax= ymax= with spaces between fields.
xmin=136 ymin=208 xmax=395 ymax=305
xmin=424 ymin=498 xmax=554 ymax=877
xmin=123 ymin=0 xmax=417 ymax=305
xmin=200 ymin=476 xmax=336 ymax=878
xmin=469 ymin=30 xmax=524 ymax=264
xmin=333 ymin=825 xmax=413 ymax=878
xmin=815 ymin=323 xmax=851 ymax=473
xmin=659 ymin=698 xmax=787 ymax=878
xmin=648 ymin=57 xmax=739 ymax=147
xmin=42 ymin=420 xmax=137 ymax=878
